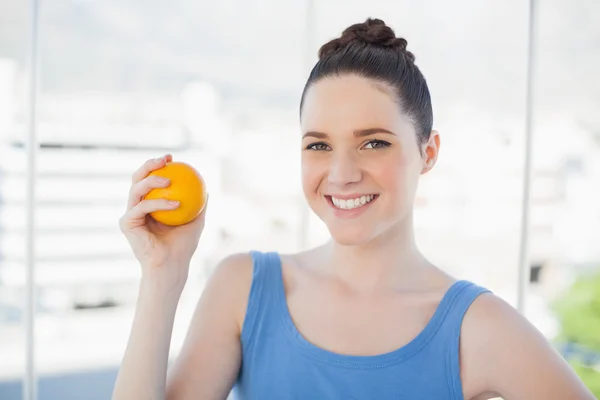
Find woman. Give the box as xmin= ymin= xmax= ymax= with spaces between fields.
xmin=112 ymin=18 xmax=593 ymax=400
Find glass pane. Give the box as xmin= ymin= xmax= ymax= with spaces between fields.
xmin=533 ymin=0 xmax=600 ymax=396
xmin=20 ymin=0 xmax=306 ymax=398
xmin=0 ymin=1 xmax=31 ymax=398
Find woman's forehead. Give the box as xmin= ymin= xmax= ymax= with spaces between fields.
xmin=300 ymin=76 xmax=412 ymax=136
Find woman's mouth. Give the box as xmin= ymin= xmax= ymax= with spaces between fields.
xmin=324 ymin=194 xmax=379 ymax=217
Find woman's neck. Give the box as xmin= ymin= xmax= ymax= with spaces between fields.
xmin=319 ymin=213 xmax=435 ymax=294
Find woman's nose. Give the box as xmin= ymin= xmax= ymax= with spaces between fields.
xmin=327 ymin=152 xmax=362 ymax=186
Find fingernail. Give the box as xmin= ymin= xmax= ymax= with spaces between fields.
xmin=168 ymin=200 xmax=179 ymax=206
xmin=157 ymin=177 xmax=170 ymax=184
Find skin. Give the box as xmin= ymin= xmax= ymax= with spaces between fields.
xmin=112 ymin=74 xmax=595 ymax=400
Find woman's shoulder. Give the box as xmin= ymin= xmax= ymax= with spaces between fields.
xmin=207 ymin=248 xmax=294 ymax=286
xmin=209 ymin=252 xmax=255 ymax=281
xmin=204 ymin=249 xmax=293 ymax=315
xmin=202 ymin=252 xmax=256 ymax=331
xmin=458 ymin=289 xmax=593 ymax=398
xmin=461 ymin=289 xmax=515 ymax=333
xmin=459 ymin=288 xmax=559 ymax=393
xmin=455 ymin=281 xmax=520 ymax=342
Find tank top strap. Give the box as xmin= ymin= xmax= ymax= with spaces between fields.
xmin=240 ymin=250 xmax=284 ymax=350
xmin=433 ymin=280 xmax=491 ymax=398
xmin=438 ymin=280 xmax=491 ymax=326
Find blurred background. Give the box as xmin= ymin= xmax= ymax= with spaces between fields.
xmin=0 ymin=0 xmax=599 ymax=399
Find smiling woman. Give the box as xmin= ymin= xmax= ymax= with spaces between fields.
xmin=111 ymin=17 xmax=595 ymax=400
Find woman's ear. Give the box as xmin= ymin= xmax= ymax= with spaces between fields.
xmin=421 ymin=130 xmax=440 ymax=175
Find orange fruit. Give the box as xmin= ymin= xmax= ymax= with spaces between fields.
xmin=143 ymin=161 xmax=207 ymax=226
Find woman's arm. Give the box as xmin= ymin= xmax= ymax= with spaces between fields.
xmin=461 ymin=294 xmax=595 ymax=400
xmin=112 ymin=278 xmax=184 ymax=399
xmin=112 ymin=253 xmax=253 ymax=400
xmin=166 ymin=253 xmax=254 ymax=399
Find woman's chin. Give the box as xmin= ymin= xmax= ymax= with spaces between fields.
xmin=326 ymin=224 xmax=375 ymax=247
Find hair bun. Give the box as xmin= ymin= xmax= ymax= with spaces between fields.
xmin=318 ymin=18 xmax=415 ymax=63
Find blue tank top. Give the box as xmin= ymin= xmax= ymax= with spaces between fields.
xmin=232 ymin=251 xmax=491 ymax=400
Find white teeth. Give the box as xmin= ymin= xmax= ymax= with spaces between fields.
xmin=330 ymin=195 xmax=375 ymax=210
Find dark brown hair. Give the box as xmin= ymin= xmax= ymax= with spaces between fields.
xmin=300 ymin=18 xmax=433 ymax=150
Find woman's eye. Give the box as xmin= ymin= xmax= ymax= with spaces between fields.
xmin=363 ymin=140 xmax=391 ymax=150
xmin=306 ymin=142 xmax=331 ymax=151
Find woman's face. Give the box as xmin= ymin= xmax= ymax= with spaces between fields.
xmin=300 ymin=74 xmax=439 ymax=246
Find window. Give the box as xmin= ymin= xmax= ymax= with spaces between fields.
xmin=1 ymin=0 xmax=598 ymax=398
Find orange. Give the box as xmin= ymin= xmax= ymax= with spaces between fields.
xmin=143 ymin=161 xmax=207 ymax=226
